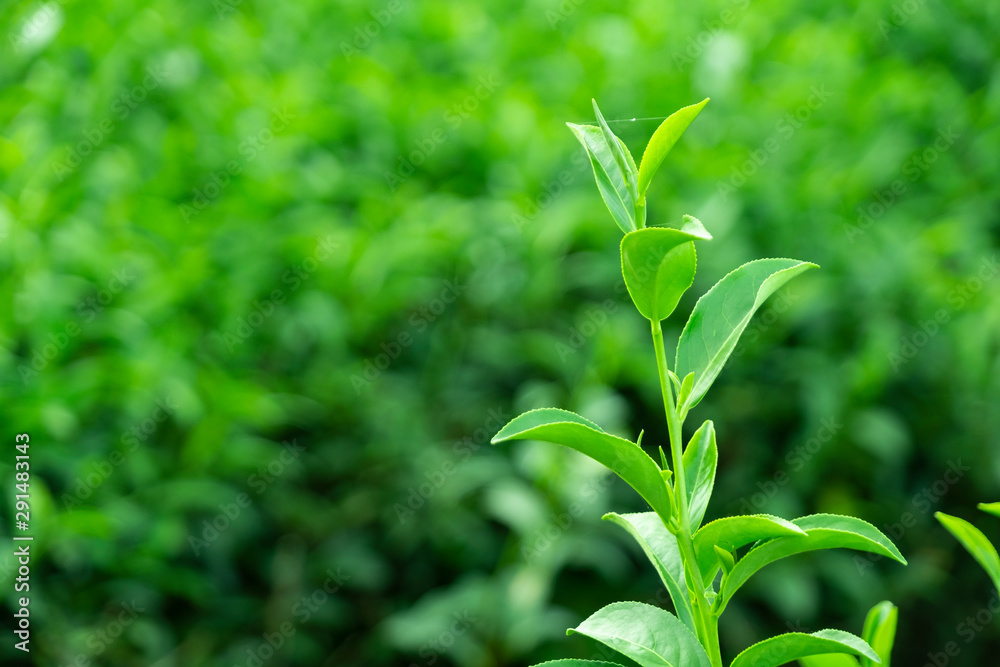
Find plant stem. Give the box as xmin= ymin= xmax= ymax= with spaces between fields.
xmin=651 ymin=319 xmax=723 ymax=667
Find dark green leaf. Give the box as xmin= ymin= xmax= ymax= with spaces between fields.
xmin=720 ymin=514 xmax=906 ymax=611
xmin=731 ymin=630 xmax=879 ymax=667
xmin=692 ymin=514 xmax=805 ymax=582
xmin=603 ymin=512 xmax=695 ymax=631
xmin=492 ymin=409 xmax=671 ymax=519
xmin=568 ymin=602 xmax=711 ymax=667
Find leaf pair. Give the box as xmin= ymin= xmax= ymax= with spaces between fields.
xmin=798 ymin=601 xmax=898 ymax=667
xmin=717 ymin=514 xmax=906 ymax=613
xmin=621 ymin=220 xmax=817 ymax=408
xmin=568 ymin=99 xmax=709 ymax=234
xmin=530 ymin=601 xmax=889 ymax=667
xmin=601 ymin=511 xmax=904 ymax=637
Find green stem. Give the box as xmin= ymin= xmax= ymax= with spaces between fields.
xmin=651 ymin=320 xmax=723 ymax=667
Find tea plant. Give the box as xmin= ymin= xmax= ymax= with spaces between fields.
xmin=937 ymin=503 xmax=1000 ymax=593
xmin=491 ymin=99 xmax=907 ymax=667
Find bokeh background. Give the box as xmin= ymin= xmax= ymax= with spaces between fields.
xmin=2 ymin=0 xmax=1000 ymax=665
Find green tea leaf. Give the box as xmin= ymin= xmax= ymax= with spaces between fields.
xmin=713 ymin=544 xmax=735 ymax=573
xmin=568 ymin=123 xmax=636 ymax=234
xmin=637 ymin=98 xmax=709 ymax=197
xmin=531 ymin=661 xmax=626 ymax=667
xmin=593 ymin=99 xmax=638 ymax=202
xmin=676 ymin=372 xmax=695 ymax=411
xmin=682 ymin=420 xmax=717 ymax=532
xmin=860 ymin=601 xmax=897 ymax=667
xmin=620 ymin=219 xmax=712 ymax=322
xmin=979 ymin=502 xmax=1000 ymax=519
xmin=720 ymin=514 xmax=906 ymax=611
xmin=936 ymin=511 xmax=1000 ymax=592
xmin=798 ymin=655 xmax=861 ymax=667
xmin=692 ymin=514 xmax=805 ymax=582
xmin=675 ymin=258 xmax=817 ymax=410
xmin=731 ymin=630 xmax=879 ymax=667
xmin=568 ymin=602 xmax=711 ymax=667
xmin=603 ymin=512 xmax=695 ymax=632
xmin=492 ymin=408 xmax=672 ymax=519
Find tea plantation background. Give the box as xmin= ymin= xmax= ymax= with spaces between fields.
xmin=2 ymin=0 xmax=1000 ymax=665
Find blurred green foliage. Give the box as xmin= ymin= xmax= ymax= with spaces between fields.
xmin=1 ymin=0 xmax=999 ymax=665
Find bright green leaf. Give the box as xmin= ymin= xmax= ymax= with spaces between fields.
xmin=692 ymin=514 xmax=806 ymax=582
xmin=603 ymin=512 xmax=695 ymax=632
xmin=731 ymin=630 xmax=879 ymax=667
xmin=637 ymin=98 xmax=709 ymax=197
xmin=720 ymin=514 xmax=906 ymax=612
xmin=531 ymin=661 xmax=625 ymax=667
xmin=593 ymin=99 xmax=637 ymax=201
xmin=675 ymin=258 xmax=817 ymax=410
xmin=676 ymin=372 xmax=695 ymax=411
xmin=936 ymin=512 xmax=1000 ymax=592
xmin=682 ymin=420 xmax=717 ymax=532
xmin=568 ymin=602 xmax=711 ymax=667
xmin=568 ymin=123 xmax=635 ymax=234
xmin=798 ymin=655 xmax=861 ymax=667
xmin=620 ymin=219 xmax=712 ymax=322
xmin=491 ymin=409 xmax=672 ymax=519
xmin=714 ymin=544 xmax=735 ymax=573
xmin=860 ymin=601 xmax=897 ymax=667
xmin=979 ymin=503 xmax=1000 ymax=519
